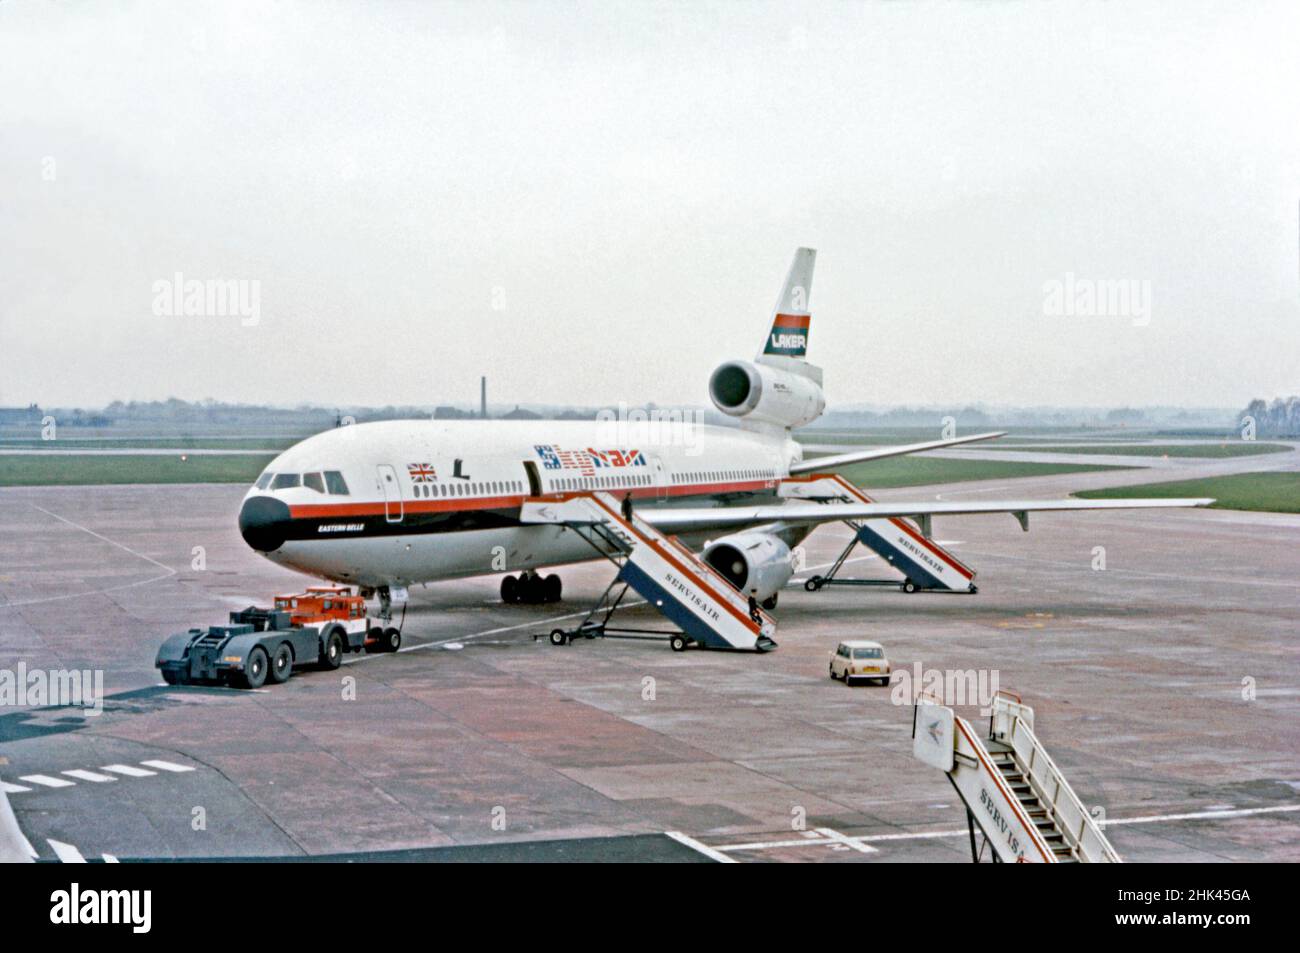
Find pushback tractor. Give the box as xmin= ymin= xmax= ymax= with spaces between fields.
xmin=155 ymin=586 xmax=401 ymax=689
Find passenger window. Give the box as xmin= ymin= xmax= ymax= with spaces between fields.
xmin=303 ymin=472 xmax=326 ymax=494
xmin=270 ymin=473 xmax=301 ymax=490
xmin=324 ymin=471 xmax=350 ymax=495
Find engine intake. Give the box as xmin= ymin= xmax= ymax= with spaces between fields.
xmin=708 ymin=359 xmax=825 ymax=430
xmin=702 ymin=531 xmax=794 ymax=603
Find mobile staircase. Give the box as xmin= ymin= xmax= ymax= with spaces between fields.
xmin=520 ymin=492 xmax=777 ymax=652
xmin=782 ymin=474 xmax=977 ymax=593
xmin=912 ymin=691 xmax=1121 ymax=863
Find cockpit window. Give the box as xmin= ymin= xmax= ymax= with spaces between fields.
xmin=324 ymin=471 xmax=349 ymax=495
xmin=303 ymin=472 xmax=326 ymax=494
xmin=256 ymin=472 xmax=274 ymax=490
xmin=270 ymin=473 xmax=301 ymax=490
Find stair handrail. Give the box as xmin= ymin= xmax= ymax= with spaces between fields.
xmin=1001 ymin=708 xmax=1121 ymax=863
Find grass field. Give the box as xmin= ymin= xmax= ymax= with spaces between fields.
xmin=0 ymin=454 xmax=275 ymax=486
xmin=1076 ymin=471 xmax=1300 ymax=514
xmin=818 ymin=456 xmax=1135 ymax=488
xmin=959 ymin=442 xmax=1290 ymax=458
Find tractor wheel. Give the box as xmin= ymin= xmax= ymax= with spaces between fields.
xmin=237 ymin=646 xmax=269 ymax=689
xmin=269 ymin=643 xmax=293 ymax=684
xmin=381 ymin=627 xmax=402 ymax=652
xmin=319 ymin=630 xmax=344 ymax=670
xmin=365 ymin=626 xmax=385 ymax=653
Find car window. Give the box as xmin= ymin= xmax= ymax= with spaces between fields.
xmin=853 ymin=647 xmax=883 ymax=659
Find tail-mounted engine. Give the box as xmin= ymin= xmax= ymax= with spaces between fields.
xmin=709 ymin=359 xmax=826 ymax=431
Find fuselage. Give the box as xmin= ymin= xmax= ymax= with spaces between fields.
xmin=238 ymin=419 xmax=803 ymax=588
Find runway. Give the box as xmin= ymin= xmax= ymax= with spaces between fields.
xmin=1 ymin=468 xmax=1297 ymax=862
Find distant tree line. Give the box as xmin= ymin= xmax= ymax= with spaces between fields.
xmin=1241 ymin=397 xmax=1300 ymax=437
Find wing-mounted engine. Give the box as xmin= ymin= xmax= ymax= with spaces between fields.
xmin=702 ymin=530 xmax=795 ymax=602
xmin=709 ymin=359 xmax=826 ymax=430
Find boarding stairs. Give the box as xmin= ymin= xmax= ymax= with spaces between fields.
xmin=781 ymin=474 xmax=976 ymax=593
xmin=520 ymin=492 xmax=777 ymax=651
xmin=912 ymin=691 xmax=1121 ymax=863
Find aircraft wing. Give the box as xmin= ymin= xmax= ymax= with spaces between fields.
xmin=639 ymin=496 xmax=1215 ymax=534
xmin=788 ymin=430 xmax=1007 ymax=474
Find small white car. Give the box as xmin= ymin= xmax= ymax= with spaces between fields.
xmin=829 ymin=640 xmax=891 ymax=686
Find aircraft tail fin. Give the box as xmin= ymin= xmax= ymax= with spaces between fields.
xmin=759 ymin=247 xmax=816 ymax=360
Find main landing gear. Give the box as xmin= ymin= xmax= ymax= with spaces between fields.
xmin=501 ymin=570 xmax=562 ymax=605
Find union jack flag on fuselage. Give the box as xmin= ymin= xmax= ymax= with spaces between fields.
xmin=407 ymin=463 xmax=437 ymax=483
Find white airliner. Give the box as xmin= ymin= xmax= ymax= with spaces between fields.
xmin=238 ymin=248 xmax=1211 ymax=619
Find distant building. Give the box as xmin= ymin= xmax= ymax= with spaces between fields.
xmin=433 ymin=406 xmax=474 ymax=420
xmin=501 ymin=405 xmax=542 ymax=420
xmin=0 ymin=403 xmax=41 ymax=424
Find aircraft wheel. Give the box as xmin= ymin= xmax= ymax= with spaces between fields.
xmin=501 ymin=575 xmax=518 ymax=604
xmin=237 ymin=646 xmax=269 ymax=689
xmin=269 ymin=643 xmax=293 ymax=684
xmin=544 ymin=574 xmax=562 ymax=603
xmin=804 ymin=576 xmax=823 ymax=592
xmin=901 ymin=579 xmax=918 ymax=594
xmin=381 ymin=627 xmax=402 ymax=652
xmin=549 ymin=629 xmax=567 ymax=646
xmin=762 ymin=593 xmax=778 ymax=610
xmin=319 ymin=630 xmax=344 ymax=670
xmin=669 ymin=634 xmax=688 ymax=652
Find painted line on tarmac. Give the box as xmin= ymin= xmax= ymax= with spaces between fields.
xmin=0 ymin=504 xmax=177 ymax=608
xmin=712 ymin=804 xmax=1300 ymax=854
xmin=664 ymin=830 xmax=737 ymax=863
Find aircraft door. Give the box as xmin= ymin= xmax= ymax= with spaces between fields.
xmin=652 ymin=455 xmax=669 ymax=501
xmin=377 ymin=464 xmax=403 ymax=522
xmin=523 ymin=460 xmax=542 ymax=497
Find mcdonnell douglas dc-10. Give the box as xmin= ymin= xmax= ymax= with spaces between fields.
xmin=237 ymin=249 xmax=1210 ymax=641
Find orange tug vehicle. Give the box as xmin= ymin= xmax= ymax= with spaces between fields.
xmin=155 ymin=586 xmax=401 ymax=689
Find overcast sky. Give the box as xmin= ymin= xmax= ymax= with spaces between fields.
xmin=2 ymin=1 xmax=1297 ymax=412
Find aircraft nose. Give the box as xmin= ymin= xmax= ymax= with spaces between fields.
xmin=239 ymin=496 xmax=291 ymax=552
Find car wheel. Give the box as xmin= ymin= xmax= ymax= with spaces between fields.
xmin=269 ymin=643 xmax=293 ymax=684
